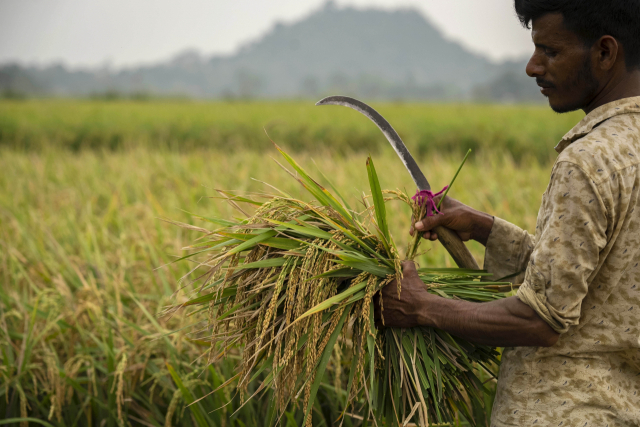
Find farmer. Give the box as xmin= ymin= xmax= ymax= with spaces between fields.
xmin=377 ymin=0 xmax=640 ymax=425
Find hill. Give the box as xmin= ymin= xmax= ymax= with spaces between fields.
xmin=0 ymin=2 xmax=542 ymax=102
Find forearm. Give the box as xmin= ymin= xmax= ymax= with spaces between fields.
xmin=469 ymin=211 xmax=494 ymax=246
xmin=417 ymin=295 xmax=559 ymax=347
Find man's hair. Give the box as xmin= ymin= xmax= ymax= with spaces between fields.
xmin=514 ymin=0 xmax=640 ymax=69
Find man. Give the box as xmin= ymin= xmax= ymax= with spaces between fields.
xmin=377 ymin=0 xmax=640 ymax=425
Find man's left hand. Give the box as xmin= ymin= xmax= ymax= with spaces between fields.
xmin=373 ymin=261 xmax=560 ymax=348
xmin=374 ymin=261 xmax=433 ymax=328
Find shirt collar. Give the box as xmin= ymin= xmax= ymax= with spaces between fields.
xmin=555 ymin=96 xmax=640 ymax=153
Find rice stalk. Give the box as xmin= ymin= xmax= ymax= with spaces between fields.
xmin=171 ymin=145 xmax=509 ymax=426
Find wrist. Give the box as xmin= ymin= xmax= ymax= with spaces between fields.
xmin=470 ymin=212 xmax=494 ymax=246
xmin=413 ymin=292 xmax=440 ymax=328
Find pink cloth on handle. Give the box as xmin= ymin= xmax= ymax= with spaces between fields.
xmin=411 ymin=186 xmax=448 ymax=216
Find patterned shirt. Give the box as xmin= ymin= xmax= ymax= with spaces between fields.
xmin=485 ymin=97 xmax=640 ymax=427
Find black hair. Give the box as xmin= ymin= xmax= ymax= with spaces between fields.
xmin=514 ymin=0 xmax=640 ymax=69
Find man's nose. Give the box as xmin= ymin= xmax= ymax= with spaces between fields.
xmin=526 ymin=53 xmax=545 ymax=78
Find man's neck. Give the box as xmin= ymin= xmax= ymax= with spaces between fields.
xmin=584 ymin=69 xmax=640 ymax=114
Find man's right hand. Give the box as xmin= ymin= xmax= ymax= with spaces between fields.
xmin=410 ymin=196 xmax=495 ymax=246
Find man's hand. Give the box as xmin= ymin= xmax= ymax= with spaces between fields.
xmin=410 ymin=195 xmax=495 ymax=246
xmin=374 ymin=261 xmax=432 ymax=328
xmin=374 ymin=262 xmax=560 ymax=348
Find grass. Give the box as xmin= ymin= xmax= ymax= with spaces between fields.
xmin=0 ymin=99 xmax=582 ymax=162
xmin=0 ymin=100 xmax=564 ymax=425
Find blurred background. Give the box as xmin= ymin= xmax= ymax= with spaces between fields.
xmin=0 ymin=1 xmax=583 ymax=426
xmin=1 ymin=0 xmax=542 ymax=102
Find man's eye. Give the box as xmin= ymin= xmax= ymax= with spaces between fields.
xmin=544 ymin=49 xmax=557 ymax=57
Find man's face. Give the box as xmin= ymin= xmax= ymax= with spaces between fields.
xmin=526 ymin=13 xmax=600 ymax=113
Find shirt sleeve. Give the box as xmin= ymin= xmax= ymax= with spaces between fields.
xmin=516 ymin=161 xmax=608 ymax=334
xmin=483 ymin=217 xmax=535 ymax=284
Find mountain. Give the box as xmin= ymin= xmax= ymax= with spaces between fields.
xmin=0 ymin=2 xmax=542 ymax=102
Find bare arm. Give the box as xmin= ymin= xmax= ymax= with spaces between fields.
xmin=390 ymin=164 xmax=607 ymax=345
xmin=375 ymin=262 xmax=560 ymax=347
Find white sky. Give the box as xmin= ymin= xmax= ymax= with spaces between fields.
xmin=0 ymin=0 xmax=533 ymax=69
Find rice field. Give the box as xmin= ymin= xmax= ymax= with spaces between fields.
xmin=0 ymin=100 xmax=577 ymax=426
xmin=0 ymin=99 xmax=581 ymax=161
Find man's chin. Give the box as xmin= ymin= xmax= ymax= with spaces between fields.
xmin=548 ymin=97 xmax=582 ymax=114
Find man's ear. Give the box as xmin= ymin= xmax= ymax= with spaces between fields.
xmin=595 ymin=35 xmax=620 ymax=71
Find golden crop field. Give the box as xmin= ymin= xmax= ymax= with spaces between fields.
xmin=0 ymin=99 xmax=582 ymax=160
xmin=0 ymin=100 xmax=581 ymax=426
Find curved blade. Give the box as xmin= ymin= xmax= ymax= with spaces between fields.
xmin=316 ymin=95 xmax=430 ymax=191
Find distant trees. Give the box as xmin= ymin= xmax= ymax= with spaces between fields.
xmin=0 ymin=5 xmax=544 ymax=103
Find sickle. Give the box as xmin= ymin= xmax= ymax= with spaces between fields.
xmin=316 ymin=95 xmax=479 ymax=269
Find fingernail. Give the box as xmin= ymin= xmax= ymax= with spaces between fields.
xmin=415 ymin=221 xmax=424 ymax=231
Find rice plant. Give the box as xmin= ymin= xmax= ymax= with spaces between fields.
xmin=0 ymin=148 xmax=346 ymax=427
xmin=2 ymin=144 xmax=549 ymax=425
xmin=0 ymin=99 xmax=582 ymax=161
xmin=172 ymin=144 xmax=511 ymax=426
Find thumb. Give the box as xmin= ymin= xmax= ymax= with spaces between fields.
xmin=414 ymin=212 xmax=447 ymax=233
xmin=401 ymin=260 xmax=420 ymax=279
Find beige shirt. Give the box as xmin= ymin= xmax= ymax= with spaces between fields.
xmin=486 ymin=97 xmax=640 ymax=426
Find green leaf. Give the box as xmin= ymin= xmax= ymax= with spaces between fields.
xmin=418 ymin=267 xmax=492 ymax=275
xmin=436 ymin=148 xmax=472 ymax=211
xmin=298 ymin=281 xmax=367 ymax=319
xmin=217 ymin=189 xmax=263 ymax=206
xmin=303 ymin=307 xmax=350 ymax=423
xmin=313 ymin=158 xmax=355 ymax=214
xmin=345 ymin=337 xmax=359 ymax=406
xmin=284 ymin=411 xmax=299 ymax=427
xmin=248 ymin=354 xmax=274 ymax=384
xmin=218 ymin=231 xmax=268 ymax=240
xmin=306 ymin=267 xmax=359 ymax=280
xmin=416 ymin=332 xmax=435 ymax=395
xmin=167 ymin=363 xmax=211 ymax=426
xmin=431 ymin=329 xmax=443 ymax=402
xmin=218 ymin=298 xmax=261 ymax=321
xmin=367 ymin=301 xmax=376 ymax=407
xmin=181 ymin=210 xmax=243 ymax=227
xmin=274 ymin=143 xmax=354 ymax=225
xmin=366 ymin=156 xmax=390 ymax=244
xmin=0 ymin=420 xmax=55 ymax=427
xmin=307 ymin=207 xmax=392 ymax=267
xmin=264 ymin=218 xmax=333 ymax=239
xmin=343 ymin=289 xmax=367 ymax=305
xmin=238 ymin=257 xmax=288 ymax=270
xmin=260 ymin=237 xmax=304 ymax=250
xmin=182 ymin=284 xmax=235 ymax=306
xmin=226 ymin=230 xmax=277 ymax=255
xmin=334 ymin=260 xmax=393 ymax=277
xmin=169 ymin=242 xmax=229 ymax=265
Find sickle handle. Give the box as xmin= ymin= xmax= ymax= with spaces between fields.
xmin=433 ymin=225 xmax=479 ymax=269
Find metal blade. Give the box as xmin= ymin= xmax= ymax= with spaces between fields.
xmin=316 ymin=95 xmax=431 ymax=191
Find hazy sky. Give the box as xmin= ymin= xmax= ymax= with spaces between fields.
xmin=0 ymin=0 xmax=534 ymax=68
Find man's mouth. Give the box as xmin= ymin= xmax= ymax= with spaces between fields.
xmin=536 ymin=79 xmax=555 ymax=95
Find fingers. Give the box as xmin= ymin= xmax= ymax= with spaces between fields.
xmin=411 ymin=227 xmax=439 ymax=240
xmin=414 ymin=213 xmax=445 ymax=234
xmin=401 ymin=260 xmax=416 ymax=270
xmin=401 ymin=260 xmax=420 ymax=279
xmin=373 ymin=292 xmax=384 ymax=329
xmin=424 ymin=232 xmax=438 ymax=241
xmin=456 ymin=230 xmax=470 ymax=242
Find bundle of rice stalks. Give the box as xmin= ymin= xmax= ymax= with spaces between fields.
xmin=168 ymin=145 xmax=510 ymax=426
